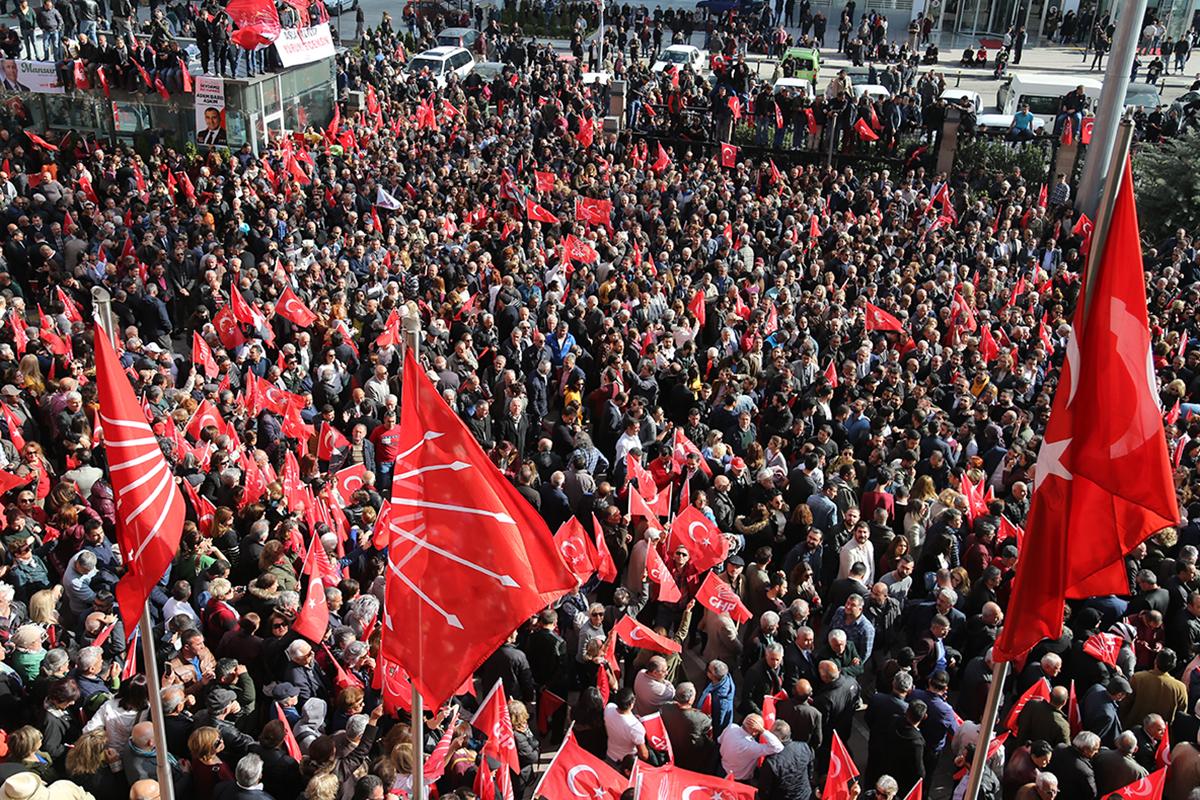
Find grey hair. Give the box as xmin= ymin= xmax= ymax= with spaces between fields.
xmin=795 ymin=626 xmax=814 ymax=641
xmin=0 ymin=583 xmax=13 ymax=603
xmin=75 ymin=551 xmax=97 ymax=572
xmin=760 ymin=610 xmax=780 ymax=629
xmin=936 ymin=588 xmax=958 ymax=606
xmin=765 ymin=643 xmax=785 ymax=657
xmin=345 ymin=713 xmax=369 ymax=741
xmin=828 ymin=629 xmax=847 ymax=645
xmin=708 ymin=660 xmax=729 ymax=679
xmin=344 ymin=641 xmax=369 ymax=662
xmin=1115 ymin=731 xmax=1138 ymax=754
xmin=277 ymin=591 xmax=300 ymax=611
xmin=788 ymin=598 xmax=809 ymax=619
xmin=286 ymin=640 xmax=312 ymax=660
xmin=1036 ymin=773 xmax=1059 ymax=791
xmin=77 ymin=646 xmax=103 ymax=673
xmin=42 ymin=648 xmax=70 ymax=674
xmin=892 ymin=671 xmax=914 ymax=694
xmin=1073 ymin=731 xmax=1101 ymax=753
xmin=345 ymin=595 xmax=380 ymax=633
xmin=676 ymin=682 xmax=696 ymax=704
xmin=235 ymin=754 xmax=263 ymax=788
xmin=161 ymin=685 xmax=187 ymax=712
xmin=874 ymin=776 xmax=899 ymax=795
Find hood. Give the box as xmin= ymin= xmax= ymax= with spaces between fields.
xmin=298 ymin=697 xmax=328 ymax=728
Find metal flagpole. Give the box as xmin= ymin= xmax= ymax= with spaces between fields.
xmin=1076 ymin=0 xmax=1148 ymax=217
xmin=1080 ymin=120 xmax=1135 ymax=320
xmin=962 ymin=661 xmax=1010 ymax=800
xmin=598 ymin=0 xmax=605 ymax=71
xmin=92 ymin=287 xmax=175 ymax=799
xmin=401 ymin=305 xmax=424 ymax=799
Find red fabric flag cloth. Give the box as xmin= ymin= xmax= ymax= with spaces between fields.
xmin=179 ymin=57 xmax=192 ymax=92
xmin=1155 ymin=728 xmax=1170 ymax=768
xmin=652 ymin=142 xmax=670 ymax=172
xmin=688 ymin=290 xmax=706 ymax=328
xmin=853 ymin=117 xmax=879 ymax=141
xmin=591 ymin=514 xmax=617 ymax=582
xmin=192 ymin=331 xmax=219 ymax=378
xmin=1108 ymin=768 xmax=1167 ymax=800
xmin=275 ymin=285 xmax=318 ymax=327
xmin=613 ymin=614 xmax=681 ymax=654
xmin=769 ymin=159 xmax=782 ymax=185
xmin=627 ymin=485 xmax=661 ymax=522
xmin=534 ymin=170 xmax=556 ymax=193
xmin=292 ymin=530 xmax=331 ymax=643
xmin=1082 ymin=632 xmax=1124 ymax=666
xmin=1068 ymin=679 xmax=1081 ymax=735
xmin=993 ymin=161 xmax=1178 ymax=663
xmin=668 ymin=505 xmax=728 ymax=572
xmin=575 ymin=196 xmax=614 ymax=230
xmin=863 ymin=301 xmax=904 ymax=332
xmin=185 ymin=399 xmax=226 ymax=439
xmin=719 ymin=142 xmax=738 ymax=168
xmin=316 ymin=422 xmax=350 ymax=461
xmin=153 ymin=77 xmax=170 ymax=101
xmin=576 ymin=120 xmax=595 ymax=148
xmin=381 ymin=350 xmax=575 ymax=709
xmin=823 ymin=359 xmax=839 ymax=387
xmin=535 ymin=688 xmax=566 ymax=736
xmin=671 ymin=428 xmax=713 ymax=477
xmin=26 ymin=132 xmax=58 ymax=151
xmin=553 ymin=517 xmax=598 ymax=582
xmin=94 ymin=322 xmax=186 ymax=635
xmin=903 ymin=778 xmax=923 ymax=800
xmin=695 ymin=570 xmax=752 ymax=624
xmin=1037 ymin=182 xmax=1048 ymax=208
xmin=525 ymin=198 xmax=560 ymax=224
xmin=96 ymin=67 xmax=111 ymax=97
xmin=332 ymin=463 xmax=367 ymax=504
xmin=980 ymin=326 xmax=1000 ymax=363
xmin=536 ymin=731 xmax=626 ymax=799
xmin=274 ymin=702 xmax=303 ymax=760
xmin=645 ymin=544 xmax=681 ymax=602
xmin=423 ymin=705 xmax=460 ymax=783
xmin=564 ymin=234 xmax=599 ymax=264
xmin=824 ymin=731 xmax=860 ymax=800
xmin=804 ymin=107 xmax=818 ymax=135
xmin=474 ymin=760 xmax=496 ymax=800
xmin=1074 ymin=212 xmax=1095 ymax=254
xmin=640 ymin=712 xmax=674 ymax=761
xmin=72 ymin=60 xmax=87 ymax=90
xmin=636 ymin=763 xmax=756 ymax=800
xmin=1003 ymin=678 xmax=1050 ymax=731
xmin=472 ymin=679 xmax=520 ymax=773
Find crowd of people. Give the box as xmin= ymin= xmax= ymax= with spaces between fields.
xmin=0 ymin=1 xmax=1196 ymax=800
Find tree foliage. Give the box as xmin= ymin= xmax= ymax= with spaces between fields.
xmin=1133 ymin=130 xmax=1200 ymax=245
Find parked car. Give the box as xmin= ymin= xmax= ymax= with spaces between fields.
xmin=977 ymin=113 xmax=1048 ymax=134
xmin=696 ymin=0 xmax=765 ymax=15
xmin=407 ymin=46 xmax=476 ymax=88
xmin=437 ymin=27 xmax=481 ymax=50
xmin=851 ymin=84 xmax=892 ymax=103
xmin=773 ymin=76 xmax=812 ymax=99
xmin=778 ymin=46 xmax=820 ymax=85
xmin=325 ymin=0 xmax=356 ymax=13
xmin=651 ymin=44 xmax=704 ymax=74
xmin=940 ymin=89 xmax=982 ymax=115
xmin=1123 ymin=84 xmax=1161 ymax=109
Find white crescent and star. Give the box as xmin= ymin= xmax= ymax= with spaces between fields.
xmin=566 ymin=765 xmax=599 ymax=797
xmin=687 ymin=521 xmax=713 ymax=547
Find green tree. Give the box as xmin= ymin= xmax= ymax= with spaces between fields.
xmin=1133 ymin=130 xmax=1200 ymax=245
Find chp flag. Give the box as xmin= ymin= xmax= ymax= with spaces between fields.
xmin=381 ymin=350 xmax=576 ymax=710
xmin=94 ymin=322 xmax=187 ymax=634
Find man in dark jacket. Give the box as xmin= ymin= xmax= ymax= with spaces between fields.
xmin=522 ymin=608 xmax=568 ymax=695
xmin=1047 ymin=732 xmax=1101 ymax=800
xmin=776 ymin=678 xmax=823 ymax=753
xmin=866 ymin=700 xmax=926 ymax=795
xmin=661 ymin=683 xmax=717 ymax=773
xmin=476 ymin=630 xmax=535 ymax=703
xmin=1081 ymin=676 xmax=1131 ymax=749
xmin=756 ymin=719 xmax=815 ymax=799
xmin=813 ymin=660 xmax=858 ymax=751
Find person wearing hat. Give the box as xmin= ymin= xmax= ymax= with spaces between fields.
xmin=267 ymin=681 xmax=301 ymax=726
xmin=195 ymin=687 xmax=256 ymax=760
xmin=1 ymin=772 xmax=94 ymax=800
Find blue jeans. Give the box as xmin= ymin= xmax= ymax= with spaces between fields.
xmin=40 ymin=28 xmax=61 ymax=60
xmin=78 ymin=19 xmax=96 ymax=45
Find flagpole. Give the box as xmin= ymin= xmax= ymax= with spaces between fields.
xmin=401 ymin=305 xmax=425 ymax=800
xmin=1080 ymin=119 xmax=1135 ymax=322
xmin=962 ymin=661 xmax=1010 ymax=800
xmin=529 ymin=721 xmax=575 ymax=800
xmin=92 ymin=287 xmax=175 ymax=799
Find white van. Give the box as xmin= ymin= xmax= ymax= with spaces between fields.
xmin=406 ymin=46 xmax=476 ymax=88
xmin=995 ymin=73 xmax=1102 ymax=117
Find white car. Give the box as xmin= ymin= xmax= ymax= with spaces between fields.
xmin=940 ymin=89 xmax=982 ymax=115
xmin=406 ymin=46 xmax=475 ymax=88
xmin=324 ymin=0 xmax=356 ymax=13
xmin=581 ymin=71 xmax=613 ymax=86
xmin=977 ymin=113 xmax=1048 ymax=134
xmin=851 ymin=83 xmax=892 ymax=102
xmin=652 ymin=44 xmax=704 ymax=74
xmin=773 ymin=76 xmax=812 ymax=99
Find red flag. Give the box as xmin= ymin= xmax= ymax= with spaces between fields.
xmin=652 ymin=142 xmax=670 ymax=173
xmin=613 ymin=614 xmax=681 ymax=654
xmin=575 ymin=196 xmax=614 ymax=230
xmin=903 ymin=779 xmax=923 ymax=800
xmin=381 ymin=351 xmax=576 ymax=709
xmin=185 ymin=399 xmax=226 ymax=439
xmin=0 ymin=470 xmax=32 ymax=496
xmin=71 ymin=60 xmax=87 ymax=90
xmin=536 ymin=731 xmax=625 ymax=798
xmin=1082 ymin=632 xmax=1123 ymax=666
xmin=374 ymin=309 xmax=402 ymax=349
xmin=535 ymin=688 xmax=565 ymax=736
xmin=668 ymin=505 xmax=728 ymax=572
xmin=804 ymin=107 xmax=818 ymax=135
xmin=1074 ymin=212 xmax=1095 ymax=254
xmin=317 ymin=422 xmax=350 ymax=461
xmin=275 ymin=285 xmax=317 ymax=327
xmin=0 ymin=403 xmax=25 ymax=452
xmin=332 ymin=463 xmax=367 ymax=505
xmin=525 ymin=198 xmax=560 ymax=224
xmin=695 ymin=571 xmax=752 ymax=625
xmin=671 ymin=429 xmax=712 ymax=477
xmin=998 ymin=515 xmax=1025 ymax=552
xmin=646 ymin=544 xmax=681 ymax=602
xmin=563 ymin=234 xmax=599 ymax=264
xmin=719 ymin=142 xmax=738 ymax=168
xmin=179 ymin=57 xmax=192 ymax=93
xmin=1107 ymin=769 xmax=1167 ymax=800
xmin=96 ymin=67 xmax=110 ymax=97
xmin=823 ymin=359 xmax=839 ymax=388
xmin=1037 ymin=182 xmax=1048 ymax=209
xmin=472 ymin=679 xmax=519 ymax=773
xmin=641 ymin=712 xmax=674 ymax=762
xmin=474 ymin=760 xmax=496 ymax=800
xmin=25 ymin=132 xmax=58 ymax=151
xmin=637 ymin=763 xmax=755 ymax=800
xmin=534 ymin=170 xmax=556 ymax=193
xmin=980 ymin=326 xmax=1000 ymax=363
xmin=275 ymin=702 xmax=302 ymax=760
xmin=993 ymin=161 xmax=1179 ymax=663
xmin=192 ymin=332 xmax=218 ymax=378
xmin=627 ymin=485 xmax=662 ymax=522
xmin=824 ymin=731 xmax=860 ymax=800
xmin=1155 ymin=728 xmax=1170 ymax=768
xmin=121 ymin=629 xmax=139 ymax=680
xmin=688 ymin=290 xmax=706 ymax=328
xmin=1166 ymin=398 xmax=1181 ymax=426
xmin=1061 ymin=117 xmax=1074 ymax=145
xmin=181 ymin=473 xmax=215 ymax=535
xmin=863 ymin=301 xmax=903 ymax=331
xmin=554 ymin=517 xmax=598 ymax=582
xmin=591 ymin=514 xmax=617 ymax=582
xmin=91 ymin=621 xmax=117 ymax=649
xmin=769 ymin=159 xmax=781 ymax=185
xmin=95 ymin=323 xmax=186 ymax=635
xmin=575 ymin=119 xmax=595 ymax=148
xmin=854 ymin=118 xmax=879 ymax=141
xmin=1068 ymin=679 xmax=1081 ymax=735
xmin=292 ymin=530 xmax=331 ymax=643
xmin=1003 ymin=678 xmax=1050 ymax=731
xmin=154 ymin=77 xmax=170 ymax=101
xmin=774 ymin=103 xmax=784 ymax=129
xmin=423 ymin=705 xmax=460 ymax=783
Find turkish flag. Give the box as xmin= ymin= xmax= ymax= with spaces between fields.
xmin=854 ymin=117 xmax=879 ymax=141
xmin=591 ymin=514 xmax=617 ymax=582
xmin=472 ymin=679 xmax=520 ymax=773
xmin=230 ymin=287 xmax=258 ymax=326
xmin=537 ymin=731 xmax=625 ymax=799
xmin=374 ymin=656 xmax=413 ymax=715
xmin=1166 ymin=398 xmax=1181 ymax=426
xmin=333 ymin=463 xmax=367 ymax=504
xmin=762 ymin=694 xmax=778 ymax=729
xmin=317 ymin=422 xmax=350 ymax=461
xmin=668 ymin=505 xmax=728 ymax=572
xmin=627 ymin=485 xmax=662 ymax=522
xmin=213 ymin=306 xmax=245 ymax=349
xmin=292 ymin=532 xmax=331 ymax=642
xmin=275 ymin=702 xmax=303 ymax=760
xmin=525 ymin=198 xmax=560 ymax=224
xmin=1108 ymin=768 xmax=1167 ymax=800
xmin=374 ymin=309 xmax=401 ymax=348
xmin=864 ymin=301 xmax=903 ymax=331
xmin=636 ymin=762 xmax=756 ymax=800
xmin=1068 ymin=679 xmax=1081 ymax=735
xmin=192 ymin=332 xmax=219 ymax=378
xmin=993 ymin=161 xmax=1178 ymax=663
xmin=613 ymin=614 xmax=681 ymax=654
xmin=181 ymin=473 xmax=215 ymax=535
xmin=695 ymin=571 xmax=752 ymax=625
xmin=824 ymin=731 xmax=860 ymax=800
xmin=1083 ymin=632 xmax=1123 ymax=666
xmin=804 ymin=107 xmax=818 ymax=135
xmin=95 ymin=323 xmax=186 ymax=635
xmin=688 ymin=290 xmax=706 ymax=328
xmin=719 ymin=142 xmax=738 ymax=168
xmin=980 ymin=326 xmax=1000 ymax=363
xmin=903 ymin=779 xmax=923 ymax=800
xmin=1003 ymin=678 xmax=1050 ymax=731
xmin=0 ymin=470 xmax=31 ymax=496
xmin=1073 ymin=212 xmax=1095 ymax=254
xmin=554 ymin=517 xmax=598 ymax=582
xmin=576 ymin=120 xmax=595 ymax=148
xmin=640 ymin=712 xmax=674 ymax=762
xmin=534 ymin=170 xmax=556 ymax=193
xmin=382 ymin=351 xmax=575 ymax=709
xmin=953 ymin=732 xmax=1009 ymax=780
xmin=275 ymin=286 xmax=318 ymax=327
xmin=185 ymin=399 xmax=226 ymax=440
xmin=25 ymin=132 xmax=58 ymax=152
xmin=823 ymin=359 xmax=839 ymax=388
xmin=1155 ymin=728 xmax=1170 ymax=768
xmin=652 ymin=142 xmax=670 ymax=173
xmin=671 ymin=428 xmax=712 ymax=477
xmin=0 ymin=403 xmax=25 ymax=452
xmin=646 ymin=544 xmax=681 ymax=602
xmin=575 ymin=196 xmax=613 ymax=230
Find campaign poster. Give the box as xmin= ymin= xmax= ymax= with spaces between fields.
xmin=274 ymin=23 xmax=336 ymax=68
xmin=0 ymin=59 xmax=65 ymax=94
xmin=194 ymin=75 xmax=227 ymax=148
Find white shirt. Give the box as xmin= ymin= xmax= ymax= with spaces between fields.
xmin=615 ymin=432 xmax=642 ymax=465
xmin=604 ymin=704 xmax=646 ymax=762
xmin=718 ymin=725 xmax=783 ymax=780
xmin=163 ymin=597 xmax=199 ymax=625
xmin=839 ymin=538 xmax=875 ymax=584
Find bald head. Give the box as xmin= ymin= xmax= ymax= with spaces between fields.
xmin=1049 ymin=686 xmax=1070 ymax=708
xmin=130 ymin=780 xmax=160 ymax=800
xmin=131 ymin=722 xmax=155 ymax=750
